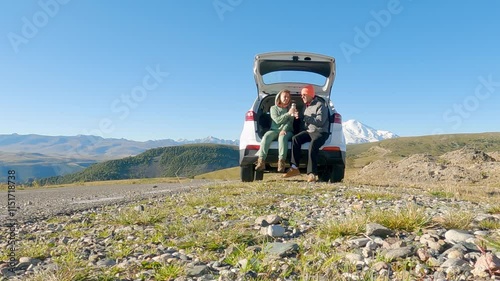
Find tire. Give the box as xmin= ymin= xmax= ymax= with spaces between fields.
xmin=241 ymin=165 xmax=254 ymax=182
xmin=318 ymin=166 xmax=332 ymax=183
xmin=255 ymin=170 xmax=264 ymax=181
xmin=330 ymin=164 xmax=345 ymax=183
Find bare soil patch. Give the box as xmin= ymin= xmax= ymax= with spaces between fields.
xmin=346 ymin=146 xmax=500 ymax=202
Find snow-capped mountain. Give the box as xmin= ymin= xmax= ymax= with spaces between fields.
xmin=342 ymin=119 xmax=398 ymax=144
xmin=175 ymin=136 xmax=238 ymax=145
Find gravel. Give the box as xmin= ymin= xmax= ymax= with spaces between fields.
xmin=1 ymin=181 xmax=500 ymax=280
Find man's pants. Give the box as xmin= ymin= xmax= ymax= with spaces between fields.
xmin=290 ymin=131 xmax=329 ymax=175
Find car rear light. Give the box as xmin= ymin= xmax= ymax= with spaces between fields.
xmin=322 ymin=146 xmax=340 ymax=151
xmin=245 ymin=111 xmax=255 ymax=121
xmin=246 ymin=145 xmax=260 ymax=150
xmin=333 ymin=113 xmax=342 ymax=124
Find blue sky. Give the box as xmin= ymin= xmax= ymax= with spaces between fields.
xmin=1 ymin=0 xmax=499 ymax=142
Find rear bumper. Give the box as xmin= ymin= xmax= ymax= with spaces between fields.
xmin=239 ymin=147 xmax=345 ymax=167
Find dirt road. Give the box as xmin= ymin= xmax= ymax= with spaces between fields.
xmin=0 ymin=179 xmax=218 ymax=225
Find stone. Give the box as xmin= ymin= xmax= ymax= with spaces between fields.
xmin=366 ymin=222 xmax=393 ymax=237
xmin=444 ymin=229 xmax=474 ymax=243
xmin=345 ymin=253 xmax=363 ymax=264
xmin=263 ymin=242 xmax=299 ymax=258
xmin=346 ymin=238 xmax=370 ymax=248
xmin=96 ymin=258 xmax=116 ymax=267
xmin=267 ymin=225 xmax=285 ymax=237
xmin=372 ymin=261 xmax=388 ymax=271
xmin=186 ymin=265 xmax=209 ymax=277
xmin=254 ymin=216 xmax=269 ymax=227
xmin=265 ymin=214 xmax=282 ymax=225
xmin=440 ymin=258 xmax=467 ymax=268
xmin=473 ymin=252 xmax=500 ymax=275
xmin=381 ymin=246 xmax=414 ymax=261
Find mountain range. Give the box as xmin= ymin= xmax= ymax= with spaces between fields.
xmin=0 ymin=120 xmax=397 ymax=182
xmin=0 ymin=120 xmax=396 ymax=157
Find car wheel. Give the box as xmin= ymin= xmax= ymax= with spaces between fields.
xmin=318 ymin=166 xmax=332 ymax=182
xmin=330 ymin=164 xmax=345 ymax=183
xmin=255 ymin=169 xmax=264 ymax=181
xmin=241 ymin=165 xmax=254 ymax=182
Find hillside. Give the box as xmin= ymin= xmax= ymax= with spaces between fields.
xmin=38 ymin=144 xmax=239 ymax=185
xmin=346 ymin=132 xmax=500 ymax=168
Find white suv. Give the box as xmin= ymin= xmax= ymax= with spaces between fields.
xmin=239 ymin=51 xmax=346 ymax=182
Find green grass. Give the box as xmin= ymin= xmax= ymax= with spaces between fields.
xmin=366 ymin=204 xmax=431 ymax=232
xmin=152 ymin=263 xmax=185 ymax=280
xmin=428 ymin=190 xmax=454 ymax=198
xmin=487 ymin=205 xmax=500 ymax=214
xmin=316 ymin=216 xmax=366 ymax=240
xmin=433 ymin=210 xmax=474 ymax=229
xmin=484 ymin=236 xmax=500 ymax=251
xmin=13 ymin=240 xmax=52 ymax=260
xmin=478 ymin=220 xmax=500 ymax=230
xmin=316 ymin=203 xmax=431 ymax=240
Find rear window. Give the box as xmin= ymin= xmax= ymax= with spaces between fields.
xmin=262 ymin=71 xmax=326 ymax=86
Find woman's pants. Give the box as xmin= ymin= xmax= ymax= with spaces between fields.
xmin=258 ymin=130 xmax=293 ymax=160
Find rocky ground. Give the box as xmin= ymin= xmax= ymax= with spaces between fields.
xmin=0 ymin=147 xmax=499 ymax=280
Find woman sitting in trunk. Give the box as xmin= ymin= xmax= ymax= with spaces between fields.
xmin=255 ymin=89 xmax=297 ymax=172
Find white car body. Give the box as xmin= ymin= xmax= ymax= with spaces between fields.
xmin=239 ymin=51 xmax=346 ymax=182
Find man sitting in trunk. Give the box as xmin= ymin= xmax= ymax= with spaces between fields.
xmin=282 ymin=85 xmax=329 ymax=183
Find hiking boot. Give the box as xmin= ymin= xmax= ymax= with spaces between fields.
xmin=277 ymin=159 xmax=286 ymax=173
xmin=255 ymin=158 xmax=265 ymax=171
xmin=307 ymin=173 xmax=317 ymax=183
xmin=282 ymin=167 xmax=300 ymax=178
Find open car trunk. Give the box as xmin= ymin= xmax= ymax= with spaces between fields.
xmin=255 ymin=94 xmax=330 ymax=139
xmin=254 ymin=52 xmax=336 ymax=100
